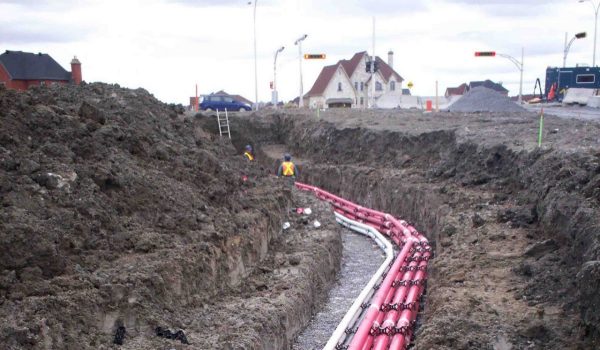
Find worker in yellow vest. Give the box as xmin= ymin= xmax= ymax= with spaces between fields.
xmin=277 ymin=153 xmax=299 ymax=178
xmin=243 ymin=145 xmax=255 ymax=161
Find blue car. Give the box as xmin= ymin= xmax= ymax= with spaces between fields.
xmin=200 ymin=95 xmax=251 ymax=112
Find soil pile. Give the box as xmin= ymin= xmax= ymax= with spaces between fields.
xmin=0 ymin=83 xmax=341 ymax=349
xmin=448 ymin=86 xmax=527 ymax=113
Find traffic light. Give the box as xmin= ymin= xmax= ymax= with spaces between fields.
xmin=365 ymin=60 xmax=379 ymax=73
xmin=304 ymin=54 xmax=326 ymax=59
xmin=475 ymin=51 xmax=496 ymax=57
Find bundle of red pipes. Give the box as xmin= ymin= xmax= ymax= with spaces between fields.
xmin=295 ymin=182 xmax=431 ymax=350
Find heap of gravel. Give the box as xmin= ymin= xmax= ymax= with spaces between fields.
xmin=448 ymin=86 xmax=526 ymax=113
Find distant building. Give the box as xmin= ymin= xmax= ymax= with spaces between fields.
xmin=305 ymin=51 xmax=404 ymax=109
xmin=0 ymin=50 xmax=82 ymax=90
xmin=468 ymin=79 xmax=508 ymax=95
xmin=444 ymin=80 xmax=507 ymax=98
xmin=189 ymin=90 xmax=252 ymax=109
xmin=444 ymin=83 xmax=468 ymax=97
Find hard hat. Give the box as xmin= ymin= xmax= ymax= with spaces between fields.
xmin=245 ymin=145 xmax=253 ymax=151
xmin=284 ymin=153 xmax=291 ymax=161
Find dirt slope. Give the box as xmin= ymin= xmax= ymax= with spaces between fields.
xmin=0 ymin=84 xmax=341 ymax=349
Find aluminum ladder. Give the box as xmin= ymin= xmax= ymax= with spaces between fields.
xmin=216 ymin=109 xmax=231 ymax=138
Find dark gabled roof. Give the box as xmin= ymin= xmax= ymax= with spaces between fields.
xmin=469 ymin=79 xmax=508 ymax=93
xmin=339 ymin=51 xmax=366 ymax=78
xmin=307 ymin=51 xmax=405 ymax=97
xmin=0 ymin=50 xmax=71 ymax=81
xmin=306 ymin=64 xmax=339 ymax=97
xmin=231 ymin=94 xmax=252 ymax=105
xmin=445 ymin=83 xmax=468 ymax=96
xmin=209 ymin=90 xmax=252 ymax=105
xmin=339 ymin=51 xmax=403 ymax=83
xmin=375 ymin=56 xmax=403 ymax=83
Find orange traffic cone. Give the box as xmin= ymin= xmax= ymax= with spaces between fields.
xmin=548 ymin=83 xmax=556 ymax=101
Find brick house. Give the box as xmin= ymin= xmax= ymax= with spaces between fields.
xmin=444 ymin=83 xmax=468 ymax=97
xmin=0 ymin=50 xmax=82 ymax=90
xmin=305 ymin=51 xmax=404 ymax=109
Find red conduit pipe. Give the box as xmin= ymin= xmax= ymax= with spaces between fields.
xmin=373 ymin=253 xmax=422 ymax=349
xmin=391 ymin=257 xmax=428 ymax=342
xmin=294 ymin=182 xmax=430 ymax=350
xmin=362 ymin=286 xmax=397 ymax=350
xmin=347 ymin=240 xmax=415 ymax=350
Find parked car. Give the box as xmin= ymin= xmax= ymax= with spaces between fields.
xmin=200 ymin=95 xmax=251 ymax=112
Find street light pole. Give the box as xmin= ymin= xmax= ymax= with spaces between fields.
xmin=273 ymin=46 xmax=284 ymax=108
xmin=563 ymin=31 xmax=587 ymax=67
xmin=580 ymin=0 xmax=600 ymax=66
xmin=497 ymin=48 xmax=525 ymax=104
xmin=294 ymin=34 xmax=308 ymax=108
xmin=252 ymin=0 xmax=258 ymax=110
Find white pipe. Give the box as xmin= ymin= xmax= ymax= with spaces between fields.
xmin=322 ymin=212 xmax=394 ymax=350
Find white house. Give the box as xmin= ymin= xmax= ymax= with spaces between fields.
xmin=305 ymin=51 xmax=404 ymax=109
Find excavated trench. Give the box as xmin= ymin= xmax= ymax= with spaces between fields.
xmin=215 ymin=110 xmax=600 ymax=349
xmin=2 ymin=83 xmax=599 ymax=350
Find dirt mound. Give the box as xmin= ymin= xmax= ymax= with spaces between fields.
xmin=0 ymin=83 xmax=341 ymax=349
xmin=448 ymin=86 xmax=527 ymax=113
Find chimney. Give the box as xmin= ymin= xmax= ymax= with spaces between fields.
xmin=387 ymin=50 xmax=394 ymax=68
xmin=70 ymin=56 xmax=82 ymax=85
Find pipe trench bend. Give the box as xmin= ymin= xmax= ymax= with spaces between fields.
xmin=295 ymin=182 xmax=431 ymax=350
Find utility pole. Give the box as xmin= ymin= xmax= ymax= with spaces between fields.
xmin=295 ymin=34 xmax=308 ymax=108
xmin=519 ymin=47 xmax=524 ymax=104
xmin=252 ymin=0 xmax=258 ymax=110
xmin=273 ymin=46 xmax=284 ymax=108
xmin=579 ymin=0 xmax=600 ymax=66
xmin=370 ymin=16 xmax=375 ymax=108
xmin=563 ymin=31 xmax=587 ymax=67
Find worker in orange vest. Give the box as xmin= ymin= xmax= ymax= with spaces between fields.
xmin=243 ymin=145 xmax=255 ymax=161
xmin=277 ymin=153 xmax=299 ymax=178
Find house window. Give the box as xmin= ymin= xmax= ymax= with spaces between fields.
xmin=360 ymin=97 xmax=364 ymax=105
xmin=576 ymin=74 xmax=595 ymax=84
xmin=376 ymin=82 xmax=382 ymax=91
xmin=360 ymin=82 xmax=364 ymax=91
xmin=338 ymin=82 xmax=342 ymax=91
xmin=390 ymin=81 xmax=396 ymax=91
xmin=355 ymin=82 xmax=358 ymax=90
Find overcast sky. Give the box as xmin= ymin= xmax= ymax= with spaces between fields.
xmin=1 ymin=0 xmax=598 ymax=105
